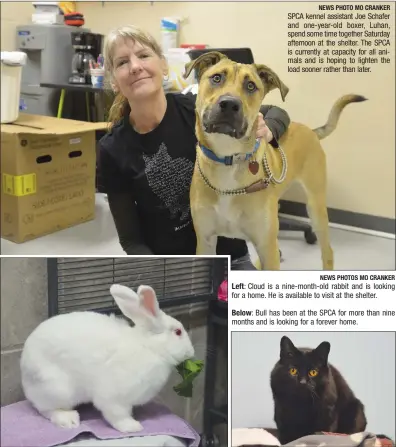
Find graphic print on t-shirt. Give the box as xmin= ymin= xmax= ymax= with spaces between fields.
xmin=143 ymin=142 xmax=194 ymax=224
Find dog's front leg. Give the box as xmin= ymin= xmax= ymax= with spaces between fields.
xmin=191 ymin=207 xmax=218 ymax=255
xmin=247 ymin=199 xmax=281 ymax=270
xmin=196 ymin=233 xmax=218 ymax=255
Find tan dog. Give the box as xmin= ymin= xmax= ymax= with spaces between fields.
xmin=183 ymin=51 xmax=366 ymax=270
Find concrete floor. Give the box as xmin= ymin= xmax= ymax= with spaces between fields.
xmin=249 ymin=227 xmax=395 ymax=271
xmin=2 ymin=194 xmax=395 ymax=271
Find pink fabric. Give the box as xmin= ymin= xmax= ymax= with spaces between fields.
xmin=218 ymin=280 xmax=228 ymax=302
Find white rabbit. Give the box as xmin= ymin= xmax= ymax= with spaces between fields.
xmin=20 ymin=284 xmax=195 ymax=433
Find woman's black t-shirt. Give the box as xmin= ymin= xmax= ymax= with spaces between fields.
xmin=98 ymin=92 xmax=289 ymax=257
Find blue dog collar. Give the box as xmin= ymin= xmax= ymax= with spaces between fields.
xmin=199 ymin=138 xmax=261 ymax=166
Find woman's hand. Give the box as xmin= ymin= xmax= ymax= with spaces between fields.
xmin=256 ymin=112 xmax=273 ymax=143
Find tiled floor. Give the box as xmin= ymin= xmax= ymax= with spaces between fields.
xmin=2 ymin=194 xmax=395 ymax=271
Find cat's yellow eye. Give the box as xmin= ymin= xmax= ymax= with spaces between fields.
xmin=289 ymin=367 xmax=298 ymax=376
xmin=309 ymin=369 xmax=318 ymax=377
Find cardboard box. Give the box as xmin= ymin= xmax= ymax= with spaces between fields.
xmin=1 ymin=114 xmax=108 ymax=243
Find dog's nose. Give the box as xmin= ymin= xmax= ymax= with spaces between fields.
xmin=218 ymin=96 xmax=242 ymax=113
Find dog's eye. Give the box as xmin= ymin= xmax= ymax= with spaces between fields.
xmin=246 ymin=81 xmax=257 ymax=92
xmin=211 ymin=74 xmax=222 ymax=84
xmin=175 ymin=328 xmax=182 ymax=336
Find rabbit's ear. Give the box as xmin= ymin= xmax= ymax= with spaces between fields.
xmin=137 ymin=285 xmax=161 ymax=318
xmin=136 ymin=285 xmax=165 ymax=333
xmin=110 ymin=284 xmax=164 ymax=332
xmin=110 ymin=284 xmax=141 ymax=320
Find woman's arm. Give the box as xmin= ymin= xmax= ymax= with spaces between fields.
xmin=97 ymin=140 xmax=153 ymax=255
xmin=107 ymin=192 xmax=154 ymax=255
xmin=260 ymin=105 xmax=291 ymax=145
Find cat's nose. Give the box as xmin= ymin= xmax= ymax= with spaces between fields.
xmin=300 ymin=378 xmax=307 ymax=384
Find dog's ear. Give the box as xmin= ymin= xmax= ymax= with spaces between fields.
xmin=254 ymin=64 xmax=289 ymax=101
xmin=183 ymin=51 xmax=227 ymax=81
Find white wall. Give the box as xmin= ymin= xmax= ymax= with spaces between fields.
xmin=0 ymin=2 xmax=33 ymax=50
xmin=231 ymin=331 xmax=395 ymax=440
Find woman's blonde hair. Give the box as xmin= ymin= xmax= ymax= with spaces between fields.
xmin=103 ymin=25 xmax=164 ymax=127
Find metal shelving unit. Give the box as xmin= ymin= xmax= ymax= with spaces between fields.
xmin=200 ymin=263 xmax=228 ymax=447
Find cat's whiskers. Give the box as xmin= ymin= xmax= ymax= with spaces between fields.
xmin=305 ymin=381 xmax=319 ymax=402
xmin=309 ymin=386 xmax=319 ymax=401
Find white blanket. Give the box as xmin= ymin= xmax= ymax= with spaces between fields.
xmin=232 ymin=428 xmax=281 ymax=446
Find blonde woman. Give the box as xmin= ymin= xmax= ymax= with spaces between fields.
xmin=98 ymin=25 xmax=290 ymax=270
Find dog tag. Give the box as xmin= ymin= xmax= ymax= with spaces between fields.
xmin=249 ymin=161 xmax=259 ymax=175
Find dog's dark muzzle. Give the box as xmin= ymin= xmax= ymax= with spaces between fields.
xmin=203 ymin=95 xmax=247 ymax=139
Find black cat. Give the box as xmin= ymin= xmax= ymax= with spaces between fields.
xmin=270 ymin=336 xmax=367 ymax=445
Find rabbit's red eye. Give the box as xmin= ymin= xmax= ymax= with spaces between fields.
xmin=175 ymin=328 xmax=182 ymax=336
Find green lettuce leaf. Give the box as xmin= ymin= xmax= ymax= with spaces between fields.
xmin=173 ymin=359 xmax=204 ymax=398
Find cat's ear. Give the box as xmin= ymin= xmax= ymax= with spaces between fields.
xmin=314 ymin=341 xmax=331 ymax=365
xmin=280 ymin=336 xmax=297 ymax=360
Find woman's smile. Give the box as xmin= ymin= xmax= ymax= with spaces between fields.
xmin=130 ymin=77 xmax=151 ymax=86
